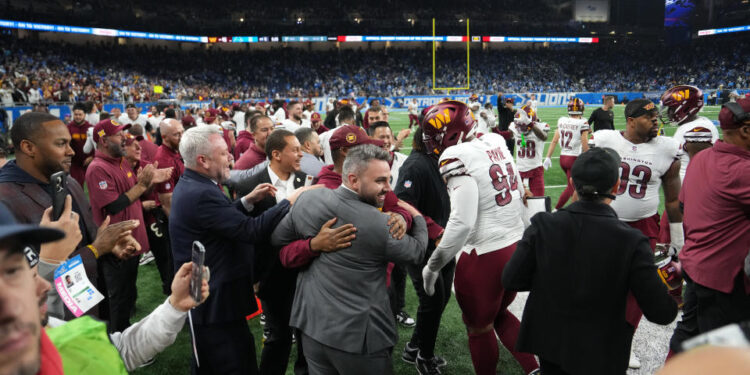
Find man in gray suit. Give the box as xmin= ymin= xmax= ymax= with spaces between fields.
xmin=271 ymin=144 xmax=428 ymax=375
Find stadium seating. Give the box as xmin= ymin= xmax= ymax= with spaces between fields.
xmin=0 ymin=35 xmax=747 ymax=103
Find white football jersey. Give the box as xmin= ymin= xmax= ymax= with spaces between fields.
xmin=594 ymin=130 xmax=680 ymax=222
xmin=118 ymin=114 xmax=148 ymax=128
xmin=439 ymin=133 xmax=525 ymax=254
xmin=272 ymin=107 xmax=286 ymax=124
xmin=556 ymin=117 xmax=590 ymax=156
xmin=472 ymin=109 xmax=490 ymax=135
xmin=302 ymin=110 xmax=312 ymax=122
xmin=509 ymin=122 xmax=549 ymax=172
xmin=672 ymin=116 xmax=719 ymax=182
xmin=277 ymin=119 xmax=301 ymax=133
xmin=408 ymin=102 xmax=418 ymax=115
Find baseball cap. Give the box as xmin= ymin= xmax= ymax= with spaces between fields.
xmin=204 ymin=108 xmax=219 ymax=123
xmin=93 ymin=119 xmax=131 ymax=143
xmin=505 ymin=98 xmax=514 ymax=104
xmin=625 ymin=99 xmax=658 ymax=119
xmin=571 ymin=147 xmax=622 ymax=199
xmin=329 ymin=125 xmax=384 ymax=150
xmin=311 ymin=112 xmax=322 ymax=123
xmin=124 ymin=133 xmax=144 ymax=145
xmin=718 ymin=98 xmax=750 ymax=130
xmin=125 ymin=103 xmax=137 ymax=109
xmin=0 ymin=203 xmax=64 ymax=252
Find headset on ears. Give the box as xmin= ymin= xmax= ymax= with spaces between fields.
xmin=722 ymin=102 xmax=750 ymax=123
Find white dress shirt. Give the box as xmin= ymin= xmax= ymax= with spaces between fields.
xmin=268 ymin=167 xmax=296 ymax=203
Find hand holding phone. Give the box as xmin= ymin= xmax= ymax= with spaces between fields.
xmin=50 ymin=171 xmax=69 ymax=221
xmin=191 ymin=241 xmax=206 ymax=303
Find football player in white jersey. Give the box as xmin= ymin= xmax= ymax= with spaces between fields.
xmin=660 ymin=85 xmax=720 ymax=181
xmin=468 ymin=95 xmax=490 ymax=136
xmin=544 ymin=98 xmax=590 ymax=209
xmin=408 ymin=99 xmax=419 ymax=129
xmin=301 ymin=99 xmax=314 ymax=127
xmin=592 ymin=99 xmax=683 ymax=369
xmin=421 ymin=101 xmax=539 ymax=375
xmin=509 ymin=104 xmax=549 ymax=196
xmin=655 ymin=85 xmax=720 ymax=306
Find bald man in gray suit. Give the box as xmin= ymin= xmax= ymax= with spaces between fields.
xmin=271 ymin=144 xmax=428 ymax=375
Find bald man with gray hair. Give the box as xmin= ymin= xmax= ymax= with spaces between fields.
xmin=154 ymin=118 xmax=185 ymax=216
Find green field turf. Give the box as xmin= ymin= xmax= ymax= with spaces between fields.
xmin=134 ymin=105 xmax=724 ymax=375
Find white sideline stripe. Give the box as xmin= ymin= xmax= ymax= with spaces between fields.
xmin=545 ymin=184 xmax=568 ymax=189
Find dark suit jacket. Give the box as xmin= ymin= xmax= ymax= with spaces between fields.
xmin=502 ymin=200 xmax=678 ymax=374
xmin=240 ymin=167 xmax=307 ymax=300
xmin=169 ymin=169 xmax=290 ymax=325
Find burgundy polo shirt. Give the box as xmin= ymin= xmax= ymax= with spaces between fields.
xmin=131 ymin=158 xmax=158 ymax=226
xmin=66 ymin=120 xmax=93 ymax=186
xmin=139 ymin=138 xmax=159 ymax=164
xmin=234 ymin=131 xmax=254 ymax=161
xmin=679 ymin=140 xmax=750 ymax=294
xmin=85 ymin=151 xmax=149 ymax=254
xmin=154 ymin=144 xmax=184 ymax=195
xmin=234 ymin=142 xmax=266 ymax=170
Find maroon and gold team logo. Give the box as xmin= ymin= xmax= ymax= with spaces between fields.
xmin=111 ymin=119 xmax=120 ymax=126
xmin=346 ymin=133 xmax=357 ymax=144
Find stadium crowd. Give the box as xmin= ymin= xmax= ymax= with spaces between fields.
xmin=0 ymin=36 xmax=747 ymax=103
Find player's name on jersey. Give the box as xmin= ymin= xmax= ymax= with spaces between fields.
xmin=486 ymin=146 xmax=510 ymax=163
xmin=621 ymin=155 xmax=656 ymax=167
xmin=558 ymin=122 xmax=585 ymax=131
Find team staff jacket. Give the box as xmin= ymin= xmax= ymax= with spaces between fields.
xmin=502 ymin=201 xmax=678 ymax=374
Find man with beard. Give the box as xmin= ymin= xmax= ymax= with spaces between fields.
xmin=591 ymin=99 xmax=683 ymax=368
xmin=118 ymin=103 xmax=148 ymax=129
xmin=86 ymin=118 xmax=172 ymax=332
xmin=66 ymin=102 xmax=94 ymax=186
xmin=0 ymin=112 xmax=142 ymax=321
xmin=295 ymin=127 xmax=325 ymax=177
xmin=271 ymin=144 xmax=428 ymax=374
xmin=278 ymin=101 xmax=303 ymax=133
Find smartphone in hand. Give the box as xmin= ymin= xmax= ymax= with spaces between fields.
xmin=50 ymin=171 xmax=69 ymax=220
xmin=190 ymin=241 xmax=206 ymax=303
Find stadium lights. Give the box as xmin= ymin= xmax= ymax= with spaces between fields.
xmin=239 ymin=18 xmax=244 ymax=22
xmin=0 ymin=18 xmax=602 ymax=44
xmin=297 ymin=17 xmax=303 ymax=24
xmin=609 ymin=31 xmax=616 ymax=35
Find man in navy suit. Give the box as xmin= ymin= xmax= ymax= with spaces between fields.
xmin=169 ymin=124 xmax=311 ymax=375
